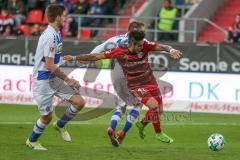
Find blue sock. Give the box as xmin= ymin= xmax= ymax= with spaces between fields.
xmin=109 ymin=109 xmax=122 ymax=131
xmin=57 ymin=113 xmax=70 ymax=128
xmin=122 ymin=108 xmax=139 ymax=133
xmin=57 ymin=105 xmax=78 ymax=128
xmin=29 ymin=131 xmax=41 ymax=142
xmin=29 ymin=119 xmax=46 ymax=142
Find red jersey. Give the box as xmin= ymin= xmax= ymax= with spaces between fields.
xmin=104 ymin=40 xmax=158 ymax=90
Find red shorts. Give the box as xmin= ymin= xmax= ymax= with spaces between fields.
xmin=130 ymin=85 xmax=162 ymax=106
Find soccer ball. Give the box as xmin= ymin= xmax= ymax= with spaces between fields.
xmin=207 ymin=133 xmax=225 ymax=151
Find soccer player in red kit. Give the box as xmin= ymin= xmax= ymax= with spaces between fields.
xmin=64 ymin=30 xmax=182 ymax=145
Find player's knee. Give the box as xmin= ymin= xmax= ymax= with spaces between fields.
xmin=146 ymin=97 xmax=159 ymax=109
xmin=148 ymin=101 xmax=159 ymax=109
xmin=76 ymin=99 xmax=85 ymax=109
xmin=70 ymin=95 xmax=85 ymax=110
xmin=152 ymin=103 xmax=159 ymax=109
xmin=74 ymin=98 xmax=85 ymax=110
xmin=40 ymin=113 xmax=52 ymax=124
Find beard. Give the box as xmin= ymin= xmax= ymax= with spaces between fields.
xmin=130 ymin=51 xmax=139 ymax=55
xmin=131 ymin=52 xmax=138 ymax=55
xmin=57 ymin=20 xmax=64 ymax=30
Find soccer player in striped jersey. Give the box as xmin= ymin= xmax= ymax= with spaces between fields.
xmin=64 ymin=30 xmax=182 ymax=146
xmin=26 ymin=4 xmax=85 ymax=150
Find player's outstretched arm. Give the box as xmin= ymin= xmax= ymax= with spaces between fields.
xmin=45 ymin=57 xmax=80 ymax=89
xmin=155 ymin=44 xmax=182 ymax=60
xmin=64 ymin=52 xmax=107 ymax=62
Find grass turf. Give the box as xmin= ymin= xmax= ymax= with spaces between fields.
xmin=0 ymin=104 xmax=239 ymax=160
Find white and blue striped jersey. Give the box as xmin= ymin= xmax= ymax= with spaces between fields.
xmin=90 ymin=33 xmax=129 ymax=53
xmin=33 ymin=25 xmax=63 ymax=81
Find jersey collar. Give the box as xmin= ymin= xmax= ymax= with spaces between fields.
xmin=48 ymin=25 xmax=59 ymax=34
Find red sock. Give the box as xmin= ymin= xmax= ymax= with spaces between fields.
xmin=149 ymin=108 xmax=161 ymax=133
xmin=140 ymin=110 xmax=151 ymax=127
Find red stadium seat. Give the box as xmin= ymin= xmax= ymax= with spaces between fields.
xmin=16 ymin=25 xmax=29 ymax=36
xmin=78 ymin=29 xmax=91 ymax=40
xmin=26 ymin=10 xmax=43 ymax=24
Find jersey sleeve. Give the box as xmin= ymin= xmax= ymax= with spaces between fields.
xmin=43 ymin=35 xmax=56 ymax=58
xmin=90 ymin=41 xmax=108 ymax=54
xmin=104 ymin=48 xmax=123 ymax=59
xmin=90 ymin=36 xmax=118 ymax=54
xmin=144 ymin=40 xmax=157 ymax=52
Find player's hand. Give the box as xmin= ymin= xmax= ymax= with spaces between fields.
xmin=169 ymin=49 xmax=182 ymax=60
xmin=63 ymin=55 xmax=74 ymax=61
xmin=65 ymin=78 xmax=80 ymax=89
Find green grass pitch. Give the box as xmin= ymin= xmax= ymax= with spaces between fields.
xmin=0 ymin=104 xmax=239 ymax=160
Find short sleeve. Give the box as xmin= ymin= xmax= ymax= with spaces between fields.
xmin=90 ymin=36 xmax=119 ymax=54
xmin=43 ymin=35 xmax=56 ymax=58
xmin=104 ymin=48 xmax=123 ymax=59
xmin=144 ymin=40 xmax=157 ymax=52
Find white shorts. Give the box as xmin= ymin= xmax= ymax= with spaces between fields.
xmin=33 ymin=77 xmax=77 ymax=115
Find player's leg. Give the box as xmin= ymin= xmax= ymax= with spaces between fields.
xmin=134 ymin=90 xmax=154 ymax=140
xmin=107 ymin=98 xmax=125 ymax=147
xmin=108 ymin=96 xmax=126 ymax=132
xmin=107 ymin=90 xmax=141 ymax=147
xmin=107 ymin=66 xmax=128 ymax=146
xmin=137 ymin=72 xmax=173 ymax=139
xmin=144 ymin=95 xmax=173 ymax=143
xmin=136 ymin=93 xmax=162 ymax=130
xmin=113 ymin=85 xmax=143 ymax=145
xmin=135 ymin=109 xmax=149 ymax=139
xmin=109 ymin=63 xmax=128 ymax=132
xmin=145 ymin=97 xmax=162 ymax=133
xmin=107 ymin=96 xmax=125 ymax=144
xmin=108 ymin=85 xmax=134 ymax=132
xmin=117 ymin=106 xmax=141 ymax=144
xmin=54 ymin=93 xmax=85 ymax=141
xmin=140 ymin=73 xmax=173 ymax=128
xmin=26 ymin=93 xmax=54 ymax=150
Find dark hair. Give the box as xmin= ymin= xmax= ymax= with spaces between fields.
xmin=45 ymin=4 xmax=65 ymax=23
xmin=128 ymin=21 xmax=145 ymax=32
xmin=164 ymin=0 xmax=172 ymax=4
xmin=1 ymin=8 xmax=8 ymax=11
xmin=128 ymin=30 xmax=145 ymax=44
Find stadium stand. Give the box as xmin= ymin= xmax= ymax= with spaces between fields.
xmin=227 ymin=13 xmax=240 ymax=43
xmin=198 ymin=0 xmax=240 ymax=43
xmin=100 ymin=0 xmax=146 ymax=40
xmin=16 ymin=24 xmax=29 ymax=36
xmin=0 ymin=0 xmax=125 ymax=38
xmin=25 ymin=9 xmax=43 ymax=24
xmin=0 ymin=8 xmax=14 ymax=36
xmin=8 ymin=0 xmax=26 ymax=25
xmin=157 ymin=0 xmax=179 ymax=41
xmin=1 ymin=0 xmax=234 ymax=43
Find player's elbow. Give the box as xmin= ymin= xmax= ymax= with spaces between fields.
xmin=45 ymin=63 xmax=55 ymax=72
xmin=44 ymin=57 xmax=56 ymax=71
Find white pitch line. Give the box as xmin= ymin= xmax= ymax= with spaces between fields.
xmin=163 ymin=122 xmax=240 ymax=126
xmin=0 ymin=122 xmax=239 ymax=126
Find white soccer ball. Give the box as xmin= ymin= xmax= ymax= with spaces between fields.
xmin=207 ymin=133 xmax=225 ymax=151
